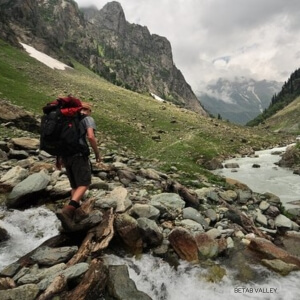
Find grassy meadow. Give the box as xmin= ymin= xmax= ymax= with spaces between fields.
xmin=0 ymin=39 xmax=292 ymax=185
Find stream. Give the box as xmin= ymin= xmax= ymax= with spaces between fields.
xmin=212 ymin=145 xmax=300 ymax=210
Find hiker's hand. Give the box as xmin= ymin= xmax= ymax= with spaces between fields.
xmin=95 ymin=154 xmax=101 ymax=163
xmin=56 ymin=157 xmax=62 ymax=170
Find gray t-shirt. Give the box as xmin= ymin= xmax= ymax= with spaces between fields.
xmin=79 ymin=115 xmax=96 ymax=148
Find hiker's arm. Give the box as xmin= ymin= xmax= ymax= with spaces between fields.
xmin=86 ymin=127 xmax=101 ymax=162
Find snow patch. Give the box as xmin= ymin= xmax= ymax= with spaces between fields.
xmin=150 ymin=93 xmax=164 ymax=102
xmin=20 ymin=43 xmax=72 ymax=70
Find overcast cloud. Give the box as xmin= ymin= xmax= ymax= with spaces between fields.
xmin=75 ymin=0 xmax=300 ymax=92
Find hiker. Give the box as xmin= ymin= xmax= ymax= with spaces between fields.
xmin=56 ymin=102 xmax=101 ymax=228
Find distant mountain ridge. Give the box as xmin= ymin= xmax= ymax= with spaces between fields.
xmin=247 ymin=68 xmax=300 ymax=128
xmin=197 ymin=78 xmax=282 ymax=125
xmin=0 ymin=0 xmax=207 ymax=115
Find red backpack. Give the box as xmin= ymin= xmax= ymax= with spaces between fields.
xmin=40 ymin=96 xmax=89 ymax=157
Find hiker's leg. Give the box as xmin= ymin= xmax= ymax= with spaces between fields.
xmin=72 ymin=186 xmax=89 ymax=202
xmin=60 ymin=156 xmax=90 ymax=220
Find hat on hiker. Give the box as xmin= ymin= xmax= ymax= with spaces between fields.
xmin=81 ymin=102 xmax=92 ymax=111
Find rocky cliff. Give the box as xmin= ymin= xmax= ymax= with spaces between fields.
xmin=0 ymin=0 xmax=207 ymax=115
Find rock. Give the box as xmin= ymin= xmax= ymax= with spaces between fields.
xmin=224 ymin=163 xmax=239 ymax=168
xmin=56 ymin=210 xmax=103 ymax=233
xmin=237 ymin=189 xmax=252 ymax=204
xmin=106 ymin=265 xmax=152 ymax=300
xmin=168 ymin=227 xmax=198 ymax=262
xmin=129 ymin=203 xmax=160 ymax=220
xmin=11 ymin=137 xmax=40 ymax=151
xmin=264 ymin=205 xmax=280 ymax=218
xmin=0 ymin=149 xmax=8 ymax=161
xmin=177 ymin=219 xmax=204 ymax=233
xmin=205 ymin=208 xmax=218 ymax=222
xmin=0 ymin=141 xmax=9 ymax=152
xmin=225 ymin=178 xmax=250 ymax=190
xmin=226 ymin=237 xmax=234 ymax=248
xmin=0 ymin=166 xmax=29 ymax=193
xmin=275 ymin=214 xmax=293 ymax=229
xmin=0 ymin=99 xmax=39 ymax=132
xmin=286 ymin=207 xmax=300 ymax=218
xmin=29 ymin=162 xmax=54 ymax=173
xmin=137 ymin=217 xmax=163 ymax=247
xmin=280 ymin=232 xmax=300 ymax=257
xmin=0 ymin=226 xmax=9 ymax=242
xmin=194 ymin=187 xmax=215 ymax=200
xmin=262 ymin=259 xmax=299 ymax=275
xmin=138 ymin=168 xmax=162 ymax=180
xmin=195 ymin=233 xmax=219 ymax=259
xmin=38 ymin=263 xmax=89 ymax=291
xmin=259 ymin=200 xmax=270 ymax=211
xmin=90 ymin=177 xmax=111 ymax=190
xmin=263 ymin=192 xmax=281 ymax=206
xmin=17 ymin=263 xmax=66 ymax=285
xmin=218 ymin=190 xmax=237 ymax=203
xmin=206 ymin=190 xmax=220 ymax=203
xmin=0 ymin=277 xmax=15 ymax=290
xmin=6 ymin=170 xmax=50 ymax=208
xmin=182 ymin=207 xmax=208 ymax=228
xmin=109 ymin=186 xmax=132 ymax=213
xmin=206 ymin=228 xmax=222 ymax=239
xmin=252 ymin=163 xmax=260 ymax=168
xmin=203 ymin=158 xmax=223 ymax=170
xmin=255 ymin=210 xmax=268 ymax=227
xmin=0 ymin=262 xmax=21 ymax=277
xmin=114 ymin=213 xmax=143 ymax=253
xmin=0 ymin=284 xmax=39 ymax=300
xmin=248 ymin=237 xmax=300 ymax=268
xmin=117 ymin=169 xmax=136 ymax=184
xmin=49 ymin=179 xmax=71 ymax=198
xmin=30 ymin=246 xmax=78 ymax=266
xmin=150 ymin=193 xmax=185 ymax=212
xmin=8 ymin=149 xmax=29 ymax=160
xmin=164 ymin=180 xmax=199 ymax=208
xmin=204 ymin=264 xmax=227 ymax=283
xmin=95 ymin=192 xmax=118 ymax=209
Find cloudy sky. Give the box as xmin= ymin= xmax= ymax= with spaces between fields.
xmin=75 ymin=0 xmax=300 ymax=92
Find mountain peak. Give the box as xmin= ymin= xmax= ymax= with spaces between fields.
xmin=97 ymin=1 xmax=126 ymax=34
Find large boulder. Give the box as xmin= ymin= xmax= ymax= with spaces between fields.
xmin=0 ymin=99 xmax=40 ymax=133
xmin=168 ymin=227 xmax=198 ymax=262
xmin=106 ymin=265 xmax=152 ymax=300
xmin=0 ymin=166 xmax=29 ymax=193
xmin=6 ymin=170 xmax=50 ymax=208
xmin=114 ymin=213 xmax=143 ymax=253
xmin=11 ymin=138 xmax=40 ymax=151
xmin=248 ymin=237 xmax=300 ymax=268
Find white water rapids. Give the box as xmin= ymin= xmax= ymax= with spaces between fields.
xmin=0 ymin=145 xmax=300 ymax=299
xmin=212 ymin=145 xmax=300 ymax=210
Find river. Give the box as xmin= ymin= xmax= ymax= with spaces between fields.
xmin=212 ymin=145 xmax=300 ymax=210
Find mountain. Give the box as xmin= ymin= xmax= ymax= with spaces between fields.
xmin=0 ymin=0 xmax=206 ymax=116
xmin=247 ymin=68 xmax=300 ymax=131
xmin=197 ymin=78 xmax=282 ymax=125
xmin=0 ymin=37 xmax=291 ymax=182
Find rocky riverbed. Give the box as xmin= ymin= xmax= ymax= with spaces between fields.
xmin=0 ymin=125 xmax=300 ymax=298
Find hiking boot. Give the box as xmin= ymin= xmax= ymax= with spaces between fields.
xmin=73 ymin=207 xmax=89 ymax=223
xmin=56 ymin=209 xmax=75 ymax=232
xmin=61 ymin=205 xmax=76 ymax=219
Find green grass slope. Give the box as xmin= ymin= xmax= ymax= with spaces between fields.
xmin=255 ymin=96 xmax=300 ymax=134
xmin=0 ymin=39 xmax=292 ymax=184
